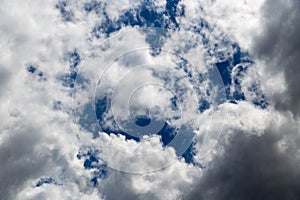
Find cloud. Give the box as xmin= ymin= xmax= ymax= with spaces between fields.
xmin=17 ymin=183 xmax=105 ymax=200
xmin=0 ymin=0 xmax=90 ymax=198
xmin=180 ymin=0 xmax=265 ymax=50
xmin=252 ymin=0 xmax=300 ymax=117
xmin=184 ymin=1 xmax=300 ymax=199
xmin=1 ymin=0 xmax=299 ymax=199
xmin=97 ymin=158 xmax=200 ymax=200
xmin=0 ymin=113 xmax=74 ymax=199
xmin=184 ymin=111 xmax=300 ymax=200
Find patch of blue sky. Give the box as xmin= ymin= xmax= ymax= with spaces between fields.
xmin=55 ymin=1 xmax=74 ymax=22
xmin=182 ymin=143 xmax=195 ymax=164
xmin=89 ymin=0 xmax=183 ymax=52
xmin=95 ymin=95 xmax=179 ymax=145
xmin=83 ymin=1 xmax=105 ymax=14
xmin=77 ymin=102 xmax=102 ymax=138
xmin=184 ymin=21 xmax=260 ymax=106
xmin=77 ymin=147 xmax=109 ymax=186
xmin=248 ymin=82 xmax=268 ymax=109
xmin=95 ymin=96 xmax=141 ymax=142
xmin=65 ymin=49 xmax=81 ymax=69
xmin=35 ymin=177 xmax=62 ymax=187
xmin=57 ymin=49 xmax=87 ymax=89
xmin=26 ymin=64 xmax=46 ymax=81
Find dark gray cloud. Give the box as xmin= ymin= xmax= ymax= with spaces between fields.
xmin=100 ymin=172 xmax=144 ymax=200
xmin=184 ymin=125 xmax=300 ymax=200
xmin=253 ymin=0 xmax=300 ymax=116
xmin=0 ymin=66 xmax=10 ymax=98
xmin=0 ymin=122 xmax=67 ymax=200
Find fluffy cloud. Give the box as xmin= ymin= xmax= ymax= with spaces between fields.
xmin=0 ymin=0 xmax=88 ymax=199
xmin=180 ymin=0 xmax=265 ymax=50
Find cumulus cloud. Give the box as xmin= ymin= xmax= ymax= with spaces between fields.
xmin=1 ymin=0 xmax=300 ymax=199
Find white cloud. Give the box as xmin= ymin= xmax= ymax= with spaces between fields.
xmin=17 ymin=183 xmax=104 ymax=200
xmin=180 ymin=0 xmax=266 ymax=50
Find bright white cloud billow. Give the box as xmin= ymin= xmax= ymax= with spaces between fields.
xmin=1 ymin=0 xmax=300 ymax=200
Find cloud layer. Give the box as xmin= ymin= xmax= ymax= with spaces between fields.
xmin=1 ymin=0 xmax=300 ymax=199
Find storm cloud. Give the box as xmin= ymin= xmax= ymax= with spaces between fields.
xmin=184 ymin=124 xmax=300 ymax=200
xmin=253 ymin=0 xmax=300 ymax=116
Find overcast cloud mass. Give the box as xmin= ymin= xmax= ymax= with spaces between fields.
xmin=0 ymin=0 xmax=300 ymax=200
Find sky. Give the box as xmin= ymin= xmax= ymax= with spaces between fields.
xmin=0 ymin=0 xmax=300 ymax=200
